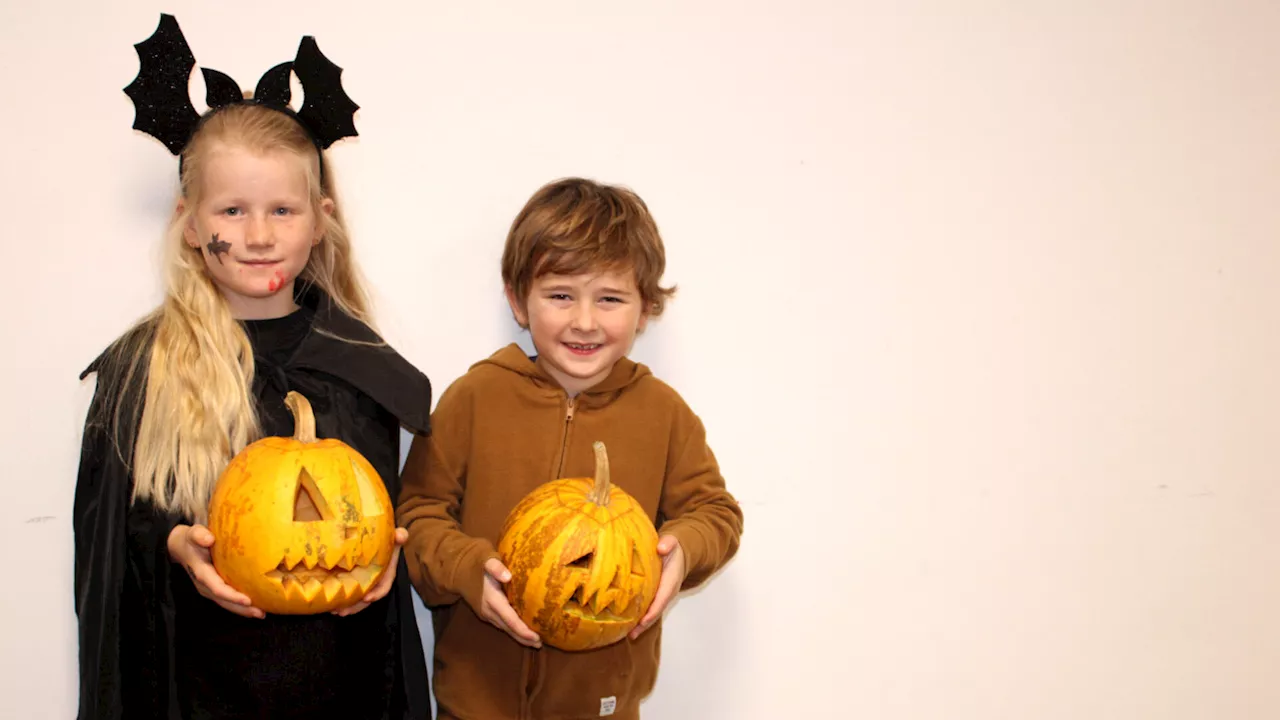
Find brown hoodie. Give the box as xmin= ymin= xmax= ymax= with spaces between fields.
xmin=397 ymin=343 xmax=743 ymax=720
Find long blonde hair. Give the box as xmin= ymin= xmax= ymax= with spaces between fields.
xmin=114 ymin=102 xmax=371 ymax=521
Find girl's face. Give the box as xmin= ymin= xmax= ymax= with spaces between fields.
xmin=183 ymin=143 xmax=333 ymax=319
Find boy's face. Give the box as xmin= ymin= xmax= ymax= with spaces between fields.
xmin=507 ymin=267 xmax=649 ymax=396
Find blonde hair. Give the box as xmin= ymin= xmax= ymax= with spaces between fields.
xmin=501 ymin=177 xmax=677 ymax=323
xmin=115 ymin=102 xmax=370 ymax=521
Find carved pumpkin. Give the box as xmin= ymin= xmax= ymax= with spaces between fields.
xmin=497 ymin=441 xmax=662 ymax=651
xmin=207 ymin=391 xmax=395 ymax=615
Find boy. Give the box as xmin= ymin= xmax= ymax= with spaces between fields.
xmin=397 ymin=177 xmax=743 ymax=719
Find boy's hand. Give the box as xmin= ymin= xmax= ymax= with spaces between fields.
xmin=629 ymin=534 xmax=686 ymax=640
xmin=168 ymin=524 xmax=265 ymax=619
xmin=479 ymin=558 xmax=542 ymax=648
xmin=333 ymin=527 xmax=407 ymax=617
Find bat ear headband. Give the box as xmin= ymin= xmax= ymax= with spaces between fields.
xmin=123 ymin=13 xmax=359 ymax=183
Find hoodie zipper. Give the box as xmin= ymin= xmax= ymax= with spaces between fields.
xmin=555 ymin=396 xmax=575 ymax=478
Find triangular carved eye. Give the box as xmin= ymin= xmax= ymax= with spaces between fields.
xmin=294 ymin=468 xmax=334 ymax=522
xmin=567 ymin=550 xmax=594 ymax=570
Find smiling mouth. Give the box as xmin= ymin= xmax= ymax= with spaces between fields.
xmin=564 ymin=342 xmax=602 ymax=355
xmin=264 ymin=554 xmax=382 ymax=603
xmin=239 ymin=259 xmax=282 ymax=267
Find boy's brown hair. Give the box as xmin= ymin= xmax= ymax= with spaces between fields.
xmin=501 ymin=177 xmax=677 ymax=323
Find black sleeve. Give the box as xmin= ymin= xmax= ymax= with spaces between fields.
xmin=73 ymin=373 xmax=127 ymax=720
xmin=74 ymin=356 xmax=184 ymax=720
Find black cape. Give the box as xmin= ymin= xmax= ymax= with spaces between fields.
xmin=73 ymin=286 xmax=434 ymax=720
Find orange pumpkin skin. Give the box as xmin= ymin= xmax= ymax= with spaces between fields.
xmin=208 ymin=392 xmax=395 ymax=615
xmin=498 ymin=442 xmax=662 ymax=652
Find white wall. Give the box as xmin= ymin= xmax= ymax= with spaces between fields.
xmin=2 ymin=1 xmax=1279 ymax=717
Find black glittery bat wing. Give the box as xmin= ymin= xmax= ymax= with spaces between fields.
xmin=123 ymin=13 xmax=201 ymax=155
xmin=292 ymin=37 xmax=360 ymax=148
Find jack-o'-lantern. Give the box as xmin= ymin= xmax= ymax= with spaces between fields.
xmin=208 ymin=391 xmax=395 ymax=615
xmin=497 ymin=441 xmax=662 ymax=651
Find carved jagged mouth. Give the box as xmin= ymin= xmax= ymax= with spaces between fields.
xmin=563 ymin=583 xmax=641 ymax=622
xmin=264 ymin=554 xmax=382 ymax=603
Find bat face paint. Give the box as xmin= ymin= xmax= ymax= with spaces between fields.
xmin=206 ymin=234 xmax=231 ymax=264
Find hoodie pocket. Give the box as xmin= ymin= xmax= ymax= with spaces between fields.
xmin=533 ymin=633 xmax=656 ymax=718
xmin=432 ymin=604 xmax=526 ymax=718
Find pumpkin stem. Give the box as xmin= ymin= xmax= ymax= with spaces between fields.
xmin=587 ymin=441 xmax=611 ymax=506
xmin=284 ymin=391 xmax=318 ymax=443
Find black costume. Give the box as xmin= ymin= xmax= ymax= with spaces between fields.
xmin=73 ymin=285 xmax=433 ymax=719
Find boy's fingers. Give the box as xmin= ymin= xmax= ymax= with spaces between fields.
xmin=497 ymin=605 xmax=540 ymax=645
xmin=639 ymin=576 xmax=678 ymax=627
xmin=632 ymin=578 xmax=678 ymax=637
xmin=485 ymin=609 xmax=517 ymax=640
xmin=645 ymin=589 xmax=671 ymax=624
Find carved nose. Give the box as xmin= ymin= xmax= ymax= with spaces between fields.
xmin=293 ymin=468 xmax=333 ymax=522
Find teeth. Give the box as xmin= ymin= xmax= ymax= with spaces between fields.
xmin=359 ymin=542 xmax=378 ymax=567
xmin=350 ymin=565 xmax=380 ymax=593
xmin=301 ymin=577 xmax=323 ymax=600
xmin=322 ymin=577 xmax=343 ymax=602
xmin=320 ymin=544 xmax=347 ymax=570
xmin=266 ymin=557 xmax=383 ymax=602
xmin=340 ymin=574 xmax=361 ymax=596
xmin=283 ymin=546 xmax=306 ymax=571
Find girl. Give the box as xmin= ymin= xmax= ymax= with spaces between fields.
xmin=74 ymin=101 xmax=432 ymax=719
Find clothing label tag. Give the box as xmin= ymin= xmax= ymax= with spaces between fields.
xmin=600 ymin=696 xmax=617 ymax=716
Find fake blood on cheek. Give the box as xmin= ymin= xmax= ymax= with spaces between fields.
xmin=268 ymin=270 xmax=286 ymax=293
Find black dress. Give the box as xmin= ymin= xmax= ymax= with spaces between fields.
xmin=73 ymin=286 xmax=434 ymax=720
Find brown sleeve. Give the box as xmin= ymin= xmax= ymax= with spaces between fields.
xmin=395 ymin=381 xmax=498 ymax=611
xmin=657 ymin=400 xmax=744 ymax=591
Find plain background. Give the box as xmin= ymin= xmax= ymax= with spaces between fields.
xmin=2 ymin=1 xmax=1278 ymax=717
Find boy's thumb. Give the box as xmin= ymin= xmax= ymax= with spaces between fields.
xmin=485 ymin=557 xmax=512 ymax=583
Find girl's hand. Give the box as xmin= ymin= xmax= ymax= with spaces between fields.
xmin=167 ymin=524 xmax=265 ymax=619
xmin=333 ymin=528 xmax=408 ymax=617
xmin=477 ymin=558 xmax=542 ymax=648
xmin=628 ymin=535 xmax=686 ymax=640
